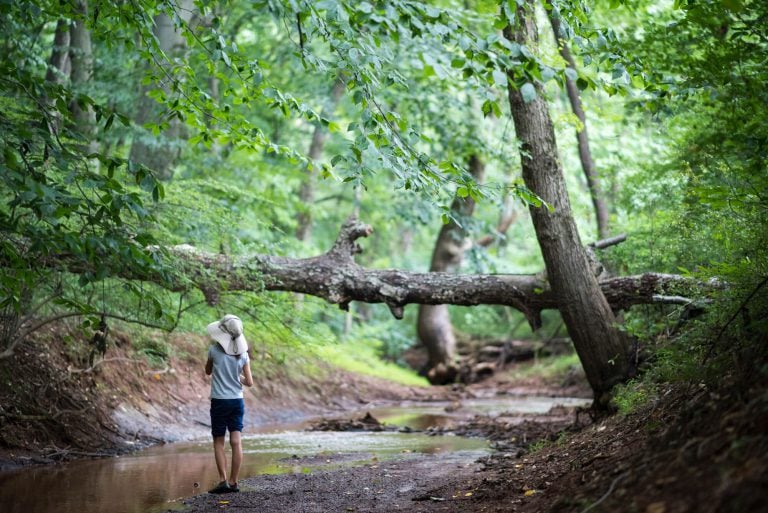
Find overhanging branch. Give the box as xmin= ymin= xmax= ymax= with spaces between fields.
xmin=14 ymin=217 xmax=710 ymax=325
xmin=162 ymin=218 xmax=709 ymax=323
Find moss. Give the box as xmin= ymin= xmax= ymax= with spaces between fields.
xmin=611 ymin=380 xmax=657 ymax=415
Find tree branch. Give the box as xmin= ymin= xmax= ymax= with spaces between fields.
xmin=16 ymin=217 xmax=713 ymax=326
xmin=162 ymin=218 xmax=709 ymax=325
xmin=590 ymin=234 xmax=627 ymax=250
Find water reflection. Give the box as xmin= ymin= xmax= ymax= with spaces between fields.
xmin=368 ymin=396 xmax=592 ymax=430
xmin=0 ymin=432 xmax=487 ymax=513
xmin=0 ymin=395 xmax=588 ymax=513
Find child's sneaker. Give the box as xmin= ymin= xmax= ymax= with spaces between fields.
xmin=208 ymin=481 xmax=231 ymax=494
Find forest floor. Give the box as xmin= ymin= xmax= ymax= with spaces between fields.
xmin=1 ymin=322 xmax=767 ymax=513
xmin=176 ymin=378 xmax=768 ymax=513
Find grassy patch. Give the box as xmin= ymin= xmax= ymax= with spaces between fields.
xmin=314 ymin=339 xmax=429 ymax=387
xmin=527 ymin=431 xmax=568 ymax=454
xmin=505 ymin=353 xmax=582 ymax=382
xmin=611 ymin=379 xmax=657 ymax=415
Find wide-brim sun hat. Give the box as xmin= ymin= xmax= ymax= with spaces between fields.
xmin=207 ymin=314 xmax=248 ymax=356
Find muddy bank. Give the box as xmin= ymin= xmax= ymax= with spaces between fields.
xmin=180 ymin=450 xmax=487 ymax=513
xmin=173 ymin=404 xmax=583 ymax=513
xmin=0 ymin=322 xmax=443 ymax=470
xmin=174 ymin=379 xmax=768 ymax=513
xmin=160 ymin=372 xmax=768 ymax=512
xmin=3 ymin=322 xmax=577 ymax=471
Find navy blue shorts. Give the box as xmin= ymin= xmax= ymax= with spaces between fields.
xmin=210 ymin=398 xmax=244 ymax=437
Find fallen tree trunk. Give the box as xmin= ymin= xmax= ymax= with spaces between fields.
xmin=5 ymin=217 xmax=711 ymax=367
xmin=31 ymin=217 xmax=704 ymax=326
xmin=158 ymin=217 xmax=704 ymax=324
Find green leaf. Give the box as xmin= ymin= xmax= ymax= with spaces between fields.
xmin=492 ymin=68 xmax=507 ymax=87
xmin=481 ymin=100 xmax=493 ymax=117
xmin=520 ymin=83 xmax=536 ymax=103
xmin=104 ymin=113 xmax=115 ymax=131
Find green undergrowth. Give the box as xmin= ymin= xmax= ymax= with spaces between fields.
xmin=142 ymin=319 xmax=429 ymax=389
xmin=504 ymin=353 xmax=582 ymax=382
xmin=611 ymin=379 xmax=658 ymax=416
xmin=611 ymin=269 xmax=768 ymax=415
xmin=528 ymin=431 xmax=569 ymax=454
xmin=313 ymin=338 xmax=429 ymax=388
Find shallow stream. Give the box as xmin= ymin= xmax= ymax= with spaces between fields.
xmin=0 ymin=395 xmax=589 ymax=513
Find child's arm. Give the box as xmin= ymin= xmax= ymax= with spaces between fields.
xmin=240 ymin=362 xmax=254 ymax=387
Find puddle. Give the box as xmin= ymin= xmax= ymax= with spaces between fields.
xmin=363 ymin=395 xmax=592 ymax=430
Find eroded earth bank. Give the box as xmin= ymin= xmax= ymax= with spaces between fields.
xmin=1 ymin=323 xmax=766 ymax=513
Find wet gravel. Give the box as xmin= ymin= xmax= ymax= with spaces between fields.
xmin=174 ymin=449 xmax=489 ymax=513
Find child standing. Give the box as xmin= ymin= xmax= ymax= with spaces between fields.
xmin=204 ymin=314 xmax=254 ymax=494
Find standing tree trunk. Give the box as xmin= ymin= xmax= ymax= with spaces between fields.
xmin=418 ymin=154 xmax=485 ymax=384
xmin=69 ymin=1 xmax=99 ymax=160
xmin=44 ymin=18 xmax=71 ymax=135
xmin=296 ymin=77 xmax=346 ymax=242
xmin=46 ymin=19 xmax=71 ymax=85
xmin=548 ymin=11 xmax=610 ymax=240
xmin=129 ymin=0 xmax=195 ymax=181
xmin=504 ymin=3 xmax=632 ymax=405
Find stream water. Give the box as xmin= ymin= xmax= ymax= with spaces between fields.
xmin=0 ymin=395 xmax=589 ymax=513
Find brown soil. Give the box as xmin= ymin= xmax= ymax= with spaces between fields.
xmin=3 ymin=323 xmax=766 ymax=513
xmin=176 ymin=378 xmax=768 ymax=513
xmin=471 ymin=381 xmax=768 ymax=513
xmin=0 ymin=322 xmax=438 ymax=470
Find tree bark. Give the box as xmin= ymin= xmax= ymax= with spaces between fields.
xmin=46 ymin=19 xmax=71 ymax=85
xmin=548 ymin=11 xmax=610 ymax=240
xmin=129 ymin=0 xmax=195 ymax=181
xmin=147 ymin=219 xmax=695 ymax=316
xmin=418 ymin=154 xmax=485 ymax=384
xmin=69 ymin=1 xmax=99 ymax=159
xmin=44 ymin=18 xmax=71 ymax=135
xmin=15 ymin=216 xmax=702 ymax=330
xmin=296 ymin=77 xmax=346 ymax=242
xmin=504 ymin=3 xmax=632 ymax=404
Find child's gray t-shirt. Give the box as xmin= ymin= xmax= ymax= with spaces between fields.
xmin=208 ymin=344 xmax=249 ymax=399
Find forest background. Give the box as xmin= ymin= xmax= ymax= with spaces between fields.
xmin=1 ymin=0 xmax=766 ymax=410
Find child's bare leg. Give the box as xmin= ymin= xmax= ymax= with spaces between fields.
xmin=229 ymin=431 xmax=242 ymax=486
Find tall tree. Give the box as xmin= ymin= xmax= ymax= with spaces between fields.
xmin=418 ymin=154 xmax=485 ymax=384
xmin=44 ymin=18 xmax=71 ymax=134
xmin=46 ymin=19 xmax=71 ymax=85
xmin=548 ymin=10 xmax=609 ymax=240
xmin=296 ymin=77 xmax=346 ymax=242
xmin=69 ymin=0 xmax=98 ymax=159
xmin=504 ymin=1 xmax=632 ymax=405
xmin=129 ymin=0 xmax=195 ymax=180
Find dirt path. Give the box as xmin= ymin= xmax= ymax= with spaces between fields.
xmin=179 ymin=450 xmax=488 ymax=513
